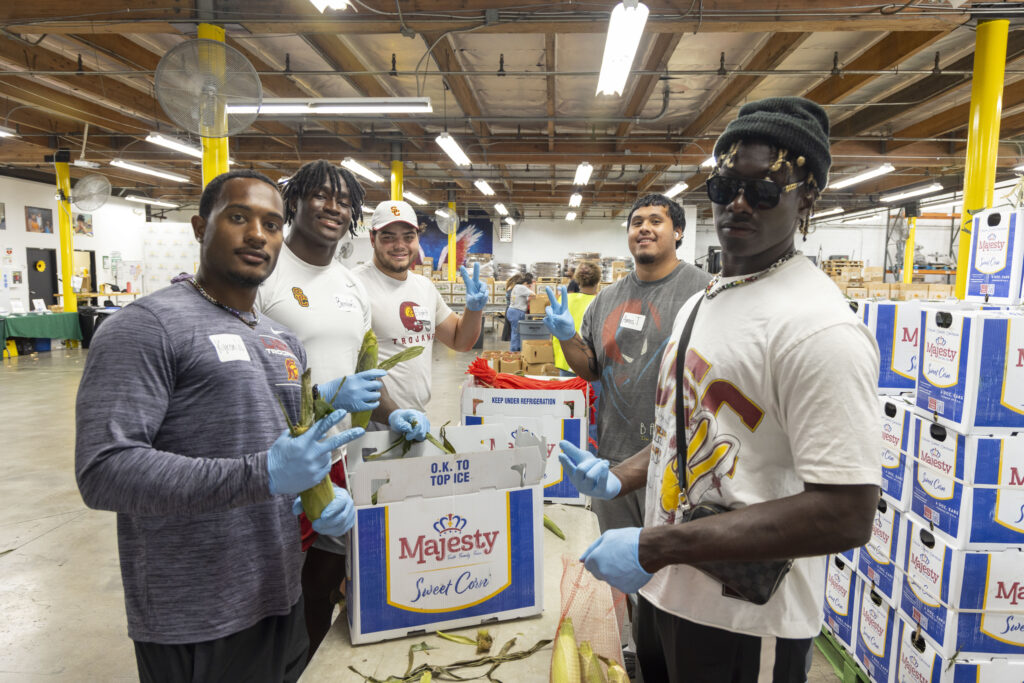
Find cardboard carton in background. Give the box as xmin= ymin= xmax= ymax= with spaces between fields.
xmin=846 ymin=287 xmax=868 ymax=299
xmin=866 ymin=283 xmax=891 ymax=298
xmin=965 ymin=208 xmax=1024 ymax=306
xmin=894 ymin=618 xmax=1024 ymax=683
xmin=823 ymin=554 xmax=860 ymax=654
xmin=499 ymin=354 xmax=522 ymax=374
xmin=527 ymin=297 xmax=547 ymax=315
xmin=522 ymin=339 xmax=554 ymax=365
xmin=855 ymin=581 xmax=898 ymax=683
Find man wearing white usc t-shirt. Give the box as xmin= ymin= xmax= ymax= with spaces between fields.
xmin=559 ymin=97 xmax=882 ymax=682
xmin=256 ymin=161 xmax=429 ymax=660
xmin=353 ymin=200 xmax=487 ymax=413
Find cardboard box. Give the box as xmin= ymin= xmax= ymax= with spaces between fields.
xmin=499 ymin=354 xmax=522 ymax=374
xmin=824 ymin=554 xmax=860 ymax=653
xmin=909 ymin=416 xmax=1024 ymax=549
xmin=522 ymin=339 xmax=554 ymax=365
xmin=846 ymin=287 xmax=868 ymax=299
xmin=879 ymin=396 xmax=913 ymax=511
xmin=523 ymin=362 xmax=546 ymax=376
xmin=856 ymin=580 xmax=899 ymax=683
xmin=864 ymin=266 xmax=885 ymax=282
xmin=927 ymin=284 xmax=953 ymax=299
xmin=914 ymin=308 xmax=1024 ymax=434
xmin=864 ymin=300 xmax=921 ymax=394
xmin=857 ymin=498 xmax=907 ymax=604
xmin=904 ymin=284 xmax=931 ymax=300
xmin=898 ymin=517 xmax=1024 ymax=658
xmin=527 ymin=297 xmax=547 ymax=315
xmin=965 ymin=208 xmax=1024 ymax=305
xmin=895 ymin=618 xmax=1024 ymax=683
xmin=842 ymin=266 xmax=864 ymax=279
xmin=451 ymin=294 xmax=466 ymax=305
xmin=451 ymin=282 xmax=467 ymax=295
xmin=434 ymin=281 xmax=452 ymax=294
xmin=865 ymin=283 xmax=891 ymax=298
xmin=540 ymin=363 xmax=560 ymax=377
xmin=343 ymin=426 xmax=546 ymax=644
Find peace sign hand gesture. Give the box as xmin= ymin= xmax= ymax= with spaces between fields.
xmin=543 ymin=285 xmax=576 ymax=341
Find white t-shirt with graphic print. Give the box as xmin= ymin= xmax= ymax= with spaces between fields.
xmin=639 ymin=255 xmax=881 ymax=640
xmin=353 ymin=263 xmax=454 ymax=411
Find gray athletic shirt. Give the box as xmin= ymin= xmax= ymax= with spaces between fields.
xmin=579 ymin=262 xmax=711 ymax=463
xmin=75 ymin=282 xmax=307 ymax=644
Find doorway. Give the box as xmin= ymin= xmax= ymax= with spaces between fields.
xmin=26 ymin=247 xmax=57 ymax=310
xmin=73 ymin=249 xmax=97 ymax=304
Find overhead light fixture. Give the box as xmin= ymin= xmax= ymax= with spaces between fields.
xmin=665 ymin=182 xmax=688 ymax=199
xmin=596 ymin=1 xmax=650 ymax=96
xmin=621 ymin=220 xmax=627 ymax=227
xmin=812 ymin=207 xmax=844 ymax=220
xmin=309 ymin=0 xmax=351 ymax=11
xmin=227 ymin=97 xmax=432 ymax=115
xmin=474 ymin=179 xmax=495 ymax=196
xmin=125 ymin=195 xmax=180 ymax=209
xmin=0 ymin=124 xmax=18 ymax=138
xmin=362 ymin=204 xmax=375 ymax=213
xmin=1014 ymin=163 xmax=1024 ymax=172
xmin=110 ymin=159 xmax=189 ymax=183
xmin=574 ymin=162 xmax=594 ymax=185
xmin=879 ymin=182 xmax=943 ymax=203
xmin=569 ymin=192 xmax=583 ymax=208
xmin=146 ymin=133 xmax=203 ymax=159
xmin=340 ymin=158 xmax=384 ymax=183
xmin=565 ymin=211 xmax=578 ymax=221
xmin=829 ymin=163 xmax=895 ymax=190
xmin=494 ymin=203 xmax=509 ymax=216
xmin=277 ymin=175 xmax=291 ymax=184
xmin=700 ymin=155 xmax=716 ymax=169
xmin=435 ymin=132 xmax=472 ymax=166
xmin=73 ymin=159 xmax=101 ymax=169
xmin=435 ymin=208 xmax=452 ymax=219
xmin=504 ymin=216 xmax=516 ymax=226
xmin=402 ymin=190 xmax=427 ymax=206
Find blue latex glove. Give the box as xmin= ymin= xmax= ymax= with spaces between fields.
xmin=461 ymin=263 xmax=489 ymax=311
xmin=319 ymin=369 xmax=386 ymax=413
xmin=543 ymin=285 xmax=576 ymax=340
xmin=558 ymin=440 xmax=621 ymax=500
xmin=292 ymin=485 xmax=356 ymax=536
xmin=580 ymin=527 xmax=654 ymax=593
xmin=267 ymin=410 xmax=365 ymax=496
xmin=389 ymin=408 xmax=430 ymax=441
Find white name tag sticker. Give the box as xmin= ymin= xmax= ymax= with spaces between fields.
xmin=413 ymin=305 xmax=430 ymax=321
xmin=620 ymin=312 xmax=646 ymax=331
xmin=334 ymin=293 xmax=358 ymax=312
xmin=209 ymin=334 xmax=251 ymax=363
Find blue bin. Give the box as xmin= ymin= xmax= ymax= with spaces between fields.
xmin=34 ymin=338 xmax=51 ymax=352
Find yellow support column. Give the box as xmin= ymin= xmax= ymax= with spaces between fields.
xmin=902 ymin=216 xmax=917 ymax=284
xmin=198 ymin=23 xmax=230 ymax=188
xmin=447 ymin=199 xmax=457 ymax=282
xmin=955 ymin=19 xmax=1009 ymax=299
xmin=391 ymin=160 xmax=404 ymax=200
xmin=55 ymin=156 xmax=77 ymax=314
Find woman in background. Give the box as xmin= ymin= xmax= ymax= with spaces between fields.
xmin=506 ymin=272 xmax=534 ymax=352
xmin=501 ymin=273 xmax=524 ymax=342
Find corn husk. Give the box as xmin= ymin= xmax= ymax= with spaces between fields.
xmin=578 ymin=642 xmax=606 ymax=683
xmin=352 ymin=330 xmax=379 ymax=429
xmin=544 ymin=514 xmax=566 ymax=540
xmin=551 ymin=617 xmax=580 ymax=683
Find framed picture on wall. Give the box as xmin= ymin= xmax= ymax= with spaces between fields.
xmin=25 ymin=206 xmax=53 ymax=233
xmin=0 ymin=202 xmax=6 ymax=230
xmin=74 ymin=213 xmax=93 ymax=236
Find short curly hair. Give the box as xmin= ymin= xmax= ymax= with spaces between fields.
xmin=574 ymin=262 xmax=601 ymax=288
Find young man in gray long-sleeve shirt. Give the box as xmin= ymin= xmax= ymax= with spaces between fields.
xmin=75 ymin=170 xmax=370 ymax=683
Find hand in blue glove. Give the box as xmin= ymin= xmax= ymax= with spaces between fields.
xmin=580 ymin=527 xmax=654 ymax=593
xmin=558 ymin=440 xmax=621 ymax=500
xmin=292 ymin=485 xmax=356 ymax=536
xmin=389 ymin=408 xmax=430 ymax=441
xmin=461 ymin=262 xmax=489 ymax=312
xmin=267 ymin=410 xmax=365 ymax=496
xmin=543 ymin=285 xmax=576 ymax=341
xmin=319 ymin=369 xmax=386 ymax=413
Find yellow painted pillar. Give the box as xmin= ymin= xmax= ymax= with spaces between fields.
xmin=955 ymin=19 xmax=1009 ymax=299
xmin=390 ymin=160 xmax=403 ymax=200
xmin=198 ymin=23 xmax=230 ymax=188
xmin=447 ymin=199 xmax=457 ymax=282
xmin=55 ymin=158 xmax=77 ymax=314
xmin=902 ymin=216 xmax=917 ymax=284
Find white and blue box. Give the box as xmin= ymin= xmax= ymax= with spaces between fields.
xmin=909 ymin=415 xmax=1024 ymax=549
xmin=855 ymin=579 xmax=899 ymax=683
xmin=824 ymin=554 xmax=860 ymax=653
xmin=866 ymin=300 xmax=922 ymax=394
xmin=343 ymin=425 xmax=547 ymax=644
xmin=898 ymin=518 xmax=1024 ymax=659
xmin=965 ymin=208 xmax=1024 ymax=306
xmin=879 ymin=396 xmax=914 ymax=511
xmin=896 ymin=618 xmax=1024 ymax=683
xmin=461 ymin=379 xmax=588 ymax=505
xmin=915 ymin=308 xmax=1024 ymax=434
xmin=857 ymin=498 xmax=907 ymax=605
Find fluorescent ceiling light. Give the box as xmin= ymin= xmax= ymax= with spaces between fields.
xmin=340 ymin=158 xmax=384 ymax=183
xmin=362 ymin=204 xmax=374 ymax=213
xmin=596 ymin=1 xmax=650 ymax=96
xmin=277 ymin=175 xmax=290 ymax=184
xmin=504 ymin=216 xmax=516 ymax=226
xmin=309 ymin=0 xmax=351 ymax=11
xmin=474 ymin=179 xmax=495 ymax=196
xmin=995 ymin=177 xmax=1021 ymax=189
xmin=0 ymin=124 xmax=18 ymax=138
xmin=494 ymin=203 xmax=509 ymax=216
xmin=665 ymin=181 xmax=688 ymax=199
xmin=574 ymin=162 xmax=594 ymax=185
xmin=402 ymin=190 xmax=427 ymax=206
xmin=73 ymin=159 xmax=101 ymax=169
xmin=879 ymin=182 xmax=943 ymax=203
xmin=435 ymin=208 xmax=453 ymax=220
xmin=829 ymin=163 xmax=895 ymax=190
xmin=565 ymin=211 xmax=578 ymax=221
xmin=621 ymin=220 xmax=627 ymax=227
xmin=110 ymin=159 xmax=189 ymax=183
xmin=146 ymin=133 xmax=203 ymax=159
xmin=1013 ymin=163 xmax=1024 ymax=172
xmin=700 ymin=155 xmax=716 ymax=169
xmin=227 ymin=97 xmax=431 ymax=116
xmin=435 ymin=132 xmax=472 ymax=166
xmin=812 ymin=207 xmax=844 ymax=220
xmin=569 ymin=192 xmax=583 ymax=208
xmin=125 ymin=195 xmax=180 ymax=209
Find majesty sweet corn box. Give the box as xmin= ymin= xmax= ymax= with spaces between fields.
xmin=965 ymin=208 xmax=1024 ymax=306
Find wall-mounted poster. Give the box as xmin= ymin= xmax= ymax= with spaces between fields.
xmin=74 ymin=213 xmax=93 ymax=236
xmin=414 ymin=215 xmax=493 ymax=270
xmin=25 ymin=206 xmax=53 ymax=233
xmin=0 ymin=203 xmax=6 ymax=230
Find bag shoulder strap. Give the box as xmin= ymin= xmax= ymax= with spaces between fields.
xmin=674 ymin=296 xmax=703 ymax=502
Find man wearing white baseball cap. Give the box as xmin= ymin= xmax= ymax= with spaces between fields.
xmin=353 ymin=200 xmax=487 ymax=413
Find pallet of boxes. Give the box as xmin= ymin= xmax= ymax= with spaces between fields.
xmin=820 ymin=207 xmax=1024 ymax=682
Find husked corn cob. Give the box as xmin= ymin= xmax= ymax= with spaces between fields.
xmin=550 ymin=617 xmax=580 ymax=683
xmin=277 ymin=369 xmax=335 ymax=521
xmin=578 ymin=641 xmax=606 ymax=683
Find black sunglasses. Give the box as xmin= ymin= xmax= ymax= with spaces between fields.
xmin=705 ymin=175 xmax=805 ymax=210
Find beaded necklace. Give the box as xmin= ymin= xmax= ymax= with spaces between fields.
xmin=704 ymin=248 xmax=798 ymax=300
xmin=175 ymin=274 xmax=260 ymax=328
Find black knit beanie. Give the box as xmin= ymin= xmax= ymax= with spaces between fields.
xmin=713 ymin=96 xmax=831 ymax=189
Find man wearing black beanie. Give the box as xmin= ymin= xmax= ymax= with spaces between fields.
xmin=559 ymin=97 xmax=882 ymax=682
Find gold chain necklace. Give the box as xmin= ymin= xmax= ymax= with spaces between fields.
xmin=182 ymin=276 xmax=260 ymax=328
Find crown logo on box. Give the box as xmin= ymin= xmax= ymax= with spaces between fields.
xmin=434 ymin=513 xmax=468 ymax=534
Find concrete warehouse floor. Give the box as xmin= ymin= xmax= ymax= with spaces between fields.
xmin=0 ymin=328 xmax=838 ymax=682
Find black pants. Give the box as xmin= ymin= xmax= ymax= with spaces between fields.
xmin=301 ymin=546 xmax=347 ymax=661
xmin=635 ymin=595 xmax=812 ymax=683
xmin=134 ymin=598 xmax=308 ymax=683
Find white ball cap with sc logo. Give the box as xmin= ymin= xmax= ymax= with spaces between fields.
xmin=370 ymin=200 xmax=418 ymax=231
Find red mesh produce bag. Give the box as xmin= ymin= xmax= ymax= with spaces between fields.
xmin=551 ymin=554 xmax=627 ymax=674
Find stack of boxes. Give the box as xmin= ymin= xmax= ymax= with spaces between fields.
xmin=433 ymin=275 xmax=499 ymax=306
xmin=822 ymin=208 xmax=1024 ymax=681
xmin=826 ymin=259 xmax=954 ymax=301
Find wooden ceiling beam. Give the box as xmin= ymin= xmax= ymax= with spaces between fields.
xmin=0 ymin=75 xmax=152 ymax=135
xmin=613 ymin=32 xmax=682 ymax=148
xmin=545 ymin=33 xmax=555 ymax=153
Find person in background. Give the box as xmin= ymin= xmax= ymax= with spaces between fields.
xmin=562 ymin=97 xmax=880 ymax=682
xmin=75 ymin=170 xmax=365 ymax=683
xmin=506 ymin=272 xmax=535 ymax=352
xmin=501 ymin=272 xmax=524 ymax=343
xmin=565 ymin=265 xmax=581 ymax=293
xmin=354 ymin=200 xmax=487 ymax=413
xmin=552 ymin=262 xmax=600 ymax=377
xmin=256 ymin=160 xmax=429 ymax=660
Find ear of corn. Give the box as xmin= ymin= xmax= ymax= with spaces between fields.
xmin=378 ymin=344 xmax=425 ymax=370
xmin=578 ymin=642 xmax=607 ymax=683
xmin=605 ymin=661 xmax=629 ymax=683
xmin=352 ymin=330 xmax=379 ymax=429
xmin=550 ymin=617 xmax=580 ymax=683
xmin=543 ymin=515 xmax=566 ymax=540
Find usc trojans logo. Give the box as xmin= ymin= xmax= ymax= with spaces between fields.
xmin=391 ymin=205 xmax=401 ymax=216
xmin=399 ymin=300 xmax=423 ymax=332
xmin=292 ymin=286 xmax=310 ymax=307
xmin=285 ymin=358 xmax=300 ymax=381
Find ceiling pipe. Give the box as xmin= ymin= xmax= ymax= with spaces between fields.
xmin=0 ymin=69 xmax=1002 ymax=78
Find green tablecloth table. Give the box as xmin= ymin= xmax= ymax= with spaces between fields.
xmin=1 ymin=313 xmax=83 ymax=342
